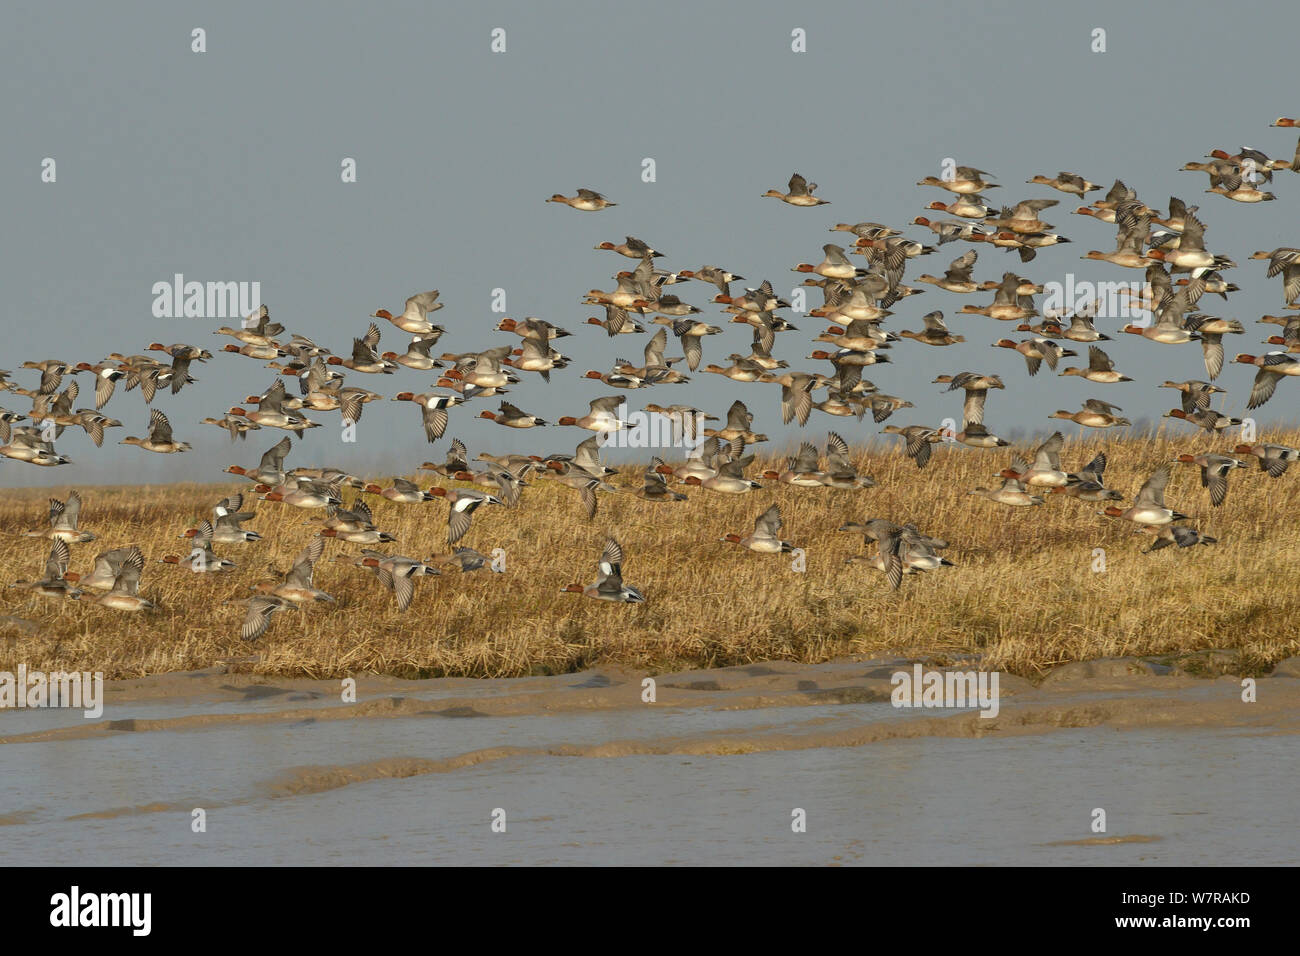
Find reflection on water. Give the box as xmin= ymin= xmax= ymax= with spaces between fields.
xmin=1 ymin=663 xmax=1294 ymax=865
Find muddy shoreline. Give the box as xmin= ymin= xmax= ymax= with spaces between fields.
xmin=4 ymin=654 xmax=1296 ymax=865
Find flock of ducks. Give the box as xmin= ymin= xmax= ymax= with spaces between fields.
xmin=5 ymin=115 xmax=1300 ymax=641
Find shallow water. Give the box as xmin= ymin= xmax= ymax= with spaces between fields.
xmin=1 ymin=661 xmax=1295 ymax=865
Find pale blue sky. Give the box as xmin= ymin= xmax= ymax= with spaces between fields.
xmin=3 ymin=0 xmax=1298 ymax=486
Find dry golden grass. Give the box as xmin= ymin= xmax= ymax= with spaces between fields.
xmin=1 ymin=427 xmax=1297 ymax=681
